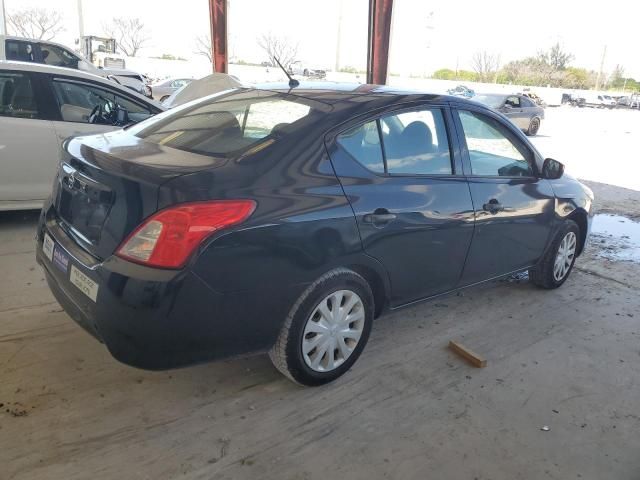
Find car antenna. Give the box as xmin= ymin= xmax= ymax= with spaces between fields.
xmin=273 ymin=56 xmax=299 ymax=88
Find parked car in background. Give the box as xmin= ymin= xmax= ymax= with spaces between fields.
xmin=447 ymin=84 xmax=475 ymax=98
xmin=582 ymin=93 xmax=616 ymax=109
xmin=36 ymin=83 xmax=593 ymax=386
xmin=288 ymin=60 xmax=327 ymax=79
xmin=0 ymin=61 xmax=163 ymax=211
xmin=149 ymin=77 xmax=193 ymax=102
xmin=473 ymin=93 xmax=545 ymax=135
xmin=161 ymin=73 xmax=242 ymax=107
xmin=0 ymin=35 xmax=151 ymax=97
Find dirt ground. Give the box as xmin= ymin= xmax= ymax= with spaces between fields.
xmin=2 ymin=108 xmax=640 ymax=480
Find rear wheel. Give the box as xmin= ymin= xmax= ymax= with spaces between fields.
xmin=526 ymin=117 xmax=540 ymax=136
xmin=160 ymin=95 xmax=169 ymax=102
xmin=269 ymin=268 xmax=374 ymax=386
xmin=529 ymin=220 xmax=579 ymax=289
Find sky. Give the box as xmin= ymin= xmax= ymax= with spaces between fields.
xmin=4 ymin=0 xmax=640 ymax=79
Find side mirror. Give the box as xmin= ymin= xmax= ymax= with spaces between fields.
xmin=541 ymin=158 xmax=564 ymax=180
xmin=502 ymin=104 xmax=512 ymax=110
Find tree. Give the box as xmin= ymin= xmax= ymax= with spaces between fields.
xmin=431 ymin=68 xmax=456 ymax=80
xmin=257 ymin=32 xmax=298 ymax=68
xmin=7 ymin=7 xmax=64 ymax=41
xmin=103 ymin=17 xmax=149 ymax=57
xmin=610 ymin=64 xmax=625 ymax=88
xmin=194 ymin=33 xmax=213 ymax=64
xmin=471 ymin=51 xmax=500 ymax=83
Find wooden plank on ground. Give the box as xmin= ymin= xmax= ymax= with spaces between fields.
xmin=448 ymin=340 xmax=487 ymax=368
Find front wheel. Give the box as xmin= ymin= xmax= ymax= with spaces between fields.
xmin=269 ymin=268 xmax=374 ymax=386
xmin=525 ymin=117 xmax=540 ymax=136
xmin=529 ymin=220 xmax=579 ymax=289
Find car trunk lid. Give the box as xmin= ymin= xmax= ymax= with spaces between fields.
xmin=52 ymin=130 xmax=227 ymax=260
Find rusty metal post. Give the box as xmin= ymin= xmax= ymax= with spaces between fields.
xmin=366 ymin=0 xmax=394 ymax=85
xmin=209 ymin=0 xmax=228 ymax=73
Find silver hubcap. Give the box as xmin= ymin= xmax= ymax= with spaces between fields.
xmin=302 ymin=290 xmax=365 ymax=372
xmin=553 ymin=231 xmax=577 ymax=281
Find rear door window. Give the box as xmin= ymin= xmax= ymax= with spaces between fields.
xmin=380 ymin=108 xmax=452 ymax=175
xmin=5 ymin=40 xmax=36 ymax=62
xmin=0 ymin=72 xmax=39 ymax=119
xmin=458 ymin=110 xmax=534 ymax=177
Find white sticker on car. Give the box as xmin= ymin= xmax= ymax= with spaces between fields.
xmin=43 ymin=233 xmax=54 ymax=262
xmin=70 ymin=265 xmax=99 ymax=302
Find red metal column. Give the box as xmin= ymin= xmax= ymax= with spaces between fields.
xmin=366 ymin=0 xmax=394 ymax=85
xmin=209 ymin=0 xmax=228 ymax=73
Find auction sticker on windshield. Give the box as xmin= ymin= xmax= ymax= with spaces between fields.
xmin=70 ymin=265 xmax=99 ymax=302
xmin=43 ymin=233 xmax=54 ymax=262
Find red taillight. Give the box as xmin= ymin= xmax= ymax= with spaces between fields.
xmin=116 ymin=200 xmax=256 ymax=269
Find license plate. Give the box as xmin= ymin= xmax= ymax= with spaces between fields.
xmin=43 ymin=233 xmax=54 ymax=262
xmin=70 ymin=265 xmax=99 ymax=302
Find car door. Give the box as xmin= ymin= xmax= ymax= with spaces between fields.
xmin=48 ymin=76 xmax=157 ymax=145
xmin=502 ymin=95 xmax=526 ymax=128
xmin=453 ymin=106 xmax=555 ymax=285
xmin=519 ymin=95 xmax=538 ymax=123
xmin=0 ymin=70 xmax=60 ymax=206
xmin=327 ymin=104 xmax=475 ymax=306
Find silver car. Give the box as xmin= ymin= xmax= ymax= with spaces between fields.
xmin=150 ymin=78 xmax=193 ymax=102
xmin=473 ymin=93 xmax=545 ymax=136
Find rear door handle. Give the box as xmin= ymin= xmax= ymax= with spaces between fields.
xmin=482 ymin=199 xmax=503 ymax=214
xmin=363 ymin=208 xmax=396 ymax=226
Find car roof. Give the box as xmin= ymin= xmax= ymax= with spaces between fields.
xmin=0 ymin=60 xmax=164 ymax=109
xmin=1 ymin=34 xmax=72 ymax=51
xmin=253 ymin=81 xmax=467 ymax=106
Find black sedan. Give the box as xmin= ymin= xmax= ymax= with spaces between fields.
xmin=36 ymin=83 xmax=593 ymax=386
xmin=473 ymin=93 xmax=545 ymax=136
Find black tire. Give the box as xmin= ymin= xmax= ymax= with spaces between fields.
xmin=160 ymin=95 xmax=169 ymax=103
xmin=269 ymin=268 xmax=374 ymax=386
xmin=525 ymin=117 xmax=540 ymax=136
xmin=529 ymin=220 xmax=579 ymax=289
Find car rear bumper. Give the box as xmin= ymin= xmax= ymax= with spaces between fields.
xmin=36 ymin=207 xmax=304 ymax=370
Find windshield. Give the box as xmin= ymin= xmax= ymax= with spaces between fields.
xmin=129 ymin=89 xmax=314 ymax=157
xmin=473 ymin=94 xmax=506 ymax=108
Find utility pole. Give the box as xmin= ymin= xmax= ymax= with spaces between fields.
xmin=0 ymin=0 xmax=7 ymax=36
xmin=595 ymin=45 xmax=607 ymax=91
xmin=335 ymin=0 xmax=344 ymax=72
xmin=77 ymin=0 xmax=85 ymax=39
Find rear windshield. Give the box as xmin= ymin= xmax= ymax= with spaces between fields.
xmin=129 ymin=90 xmax=313 ymax=156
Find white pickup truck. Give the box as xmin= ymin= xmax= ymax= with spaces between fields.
xmin=0 ymin=35 xmax=150 ymax=97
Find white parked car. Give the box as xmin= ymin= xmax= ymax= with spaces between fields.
xmin=150 ymin=77 xmax=193 ymax=102
xmin=0 ymin=61 xmax=163 ymax=211
xmin=161 ymin=73 xmax=242 ymax=108
xmin=0 ymin=35 xmax=151 ymax=97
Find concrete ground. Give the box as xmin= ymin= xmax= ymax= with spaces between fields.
xmin=2 ymin=108 xmax=640 ymax=480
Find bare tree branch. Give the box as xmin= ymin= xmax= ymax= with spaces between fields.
xmin=194 ymin=33 xmax=213 ymax=64
xmin=471 ymin=51 xmax=500 ymax=83
xmin=257 ymin=32 xmax=299 ymax=69
xmin=7 ymin=7 xmax=65 ymax=41
xmin=103 ymin=17 xmax=149 ymax=57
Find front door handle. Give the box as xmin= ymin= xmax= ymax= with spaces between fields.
xmin=482 ymin=199 xmax=503 ymax=214
xmin=363 ymin=208 xmax=397 ymax=226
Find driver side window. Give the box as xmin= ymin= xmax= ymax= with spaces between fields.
xmin=52 ymin=79 xmax=153 ymax=124
xmin=40 ymin=45 xmax=79 ymax=69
